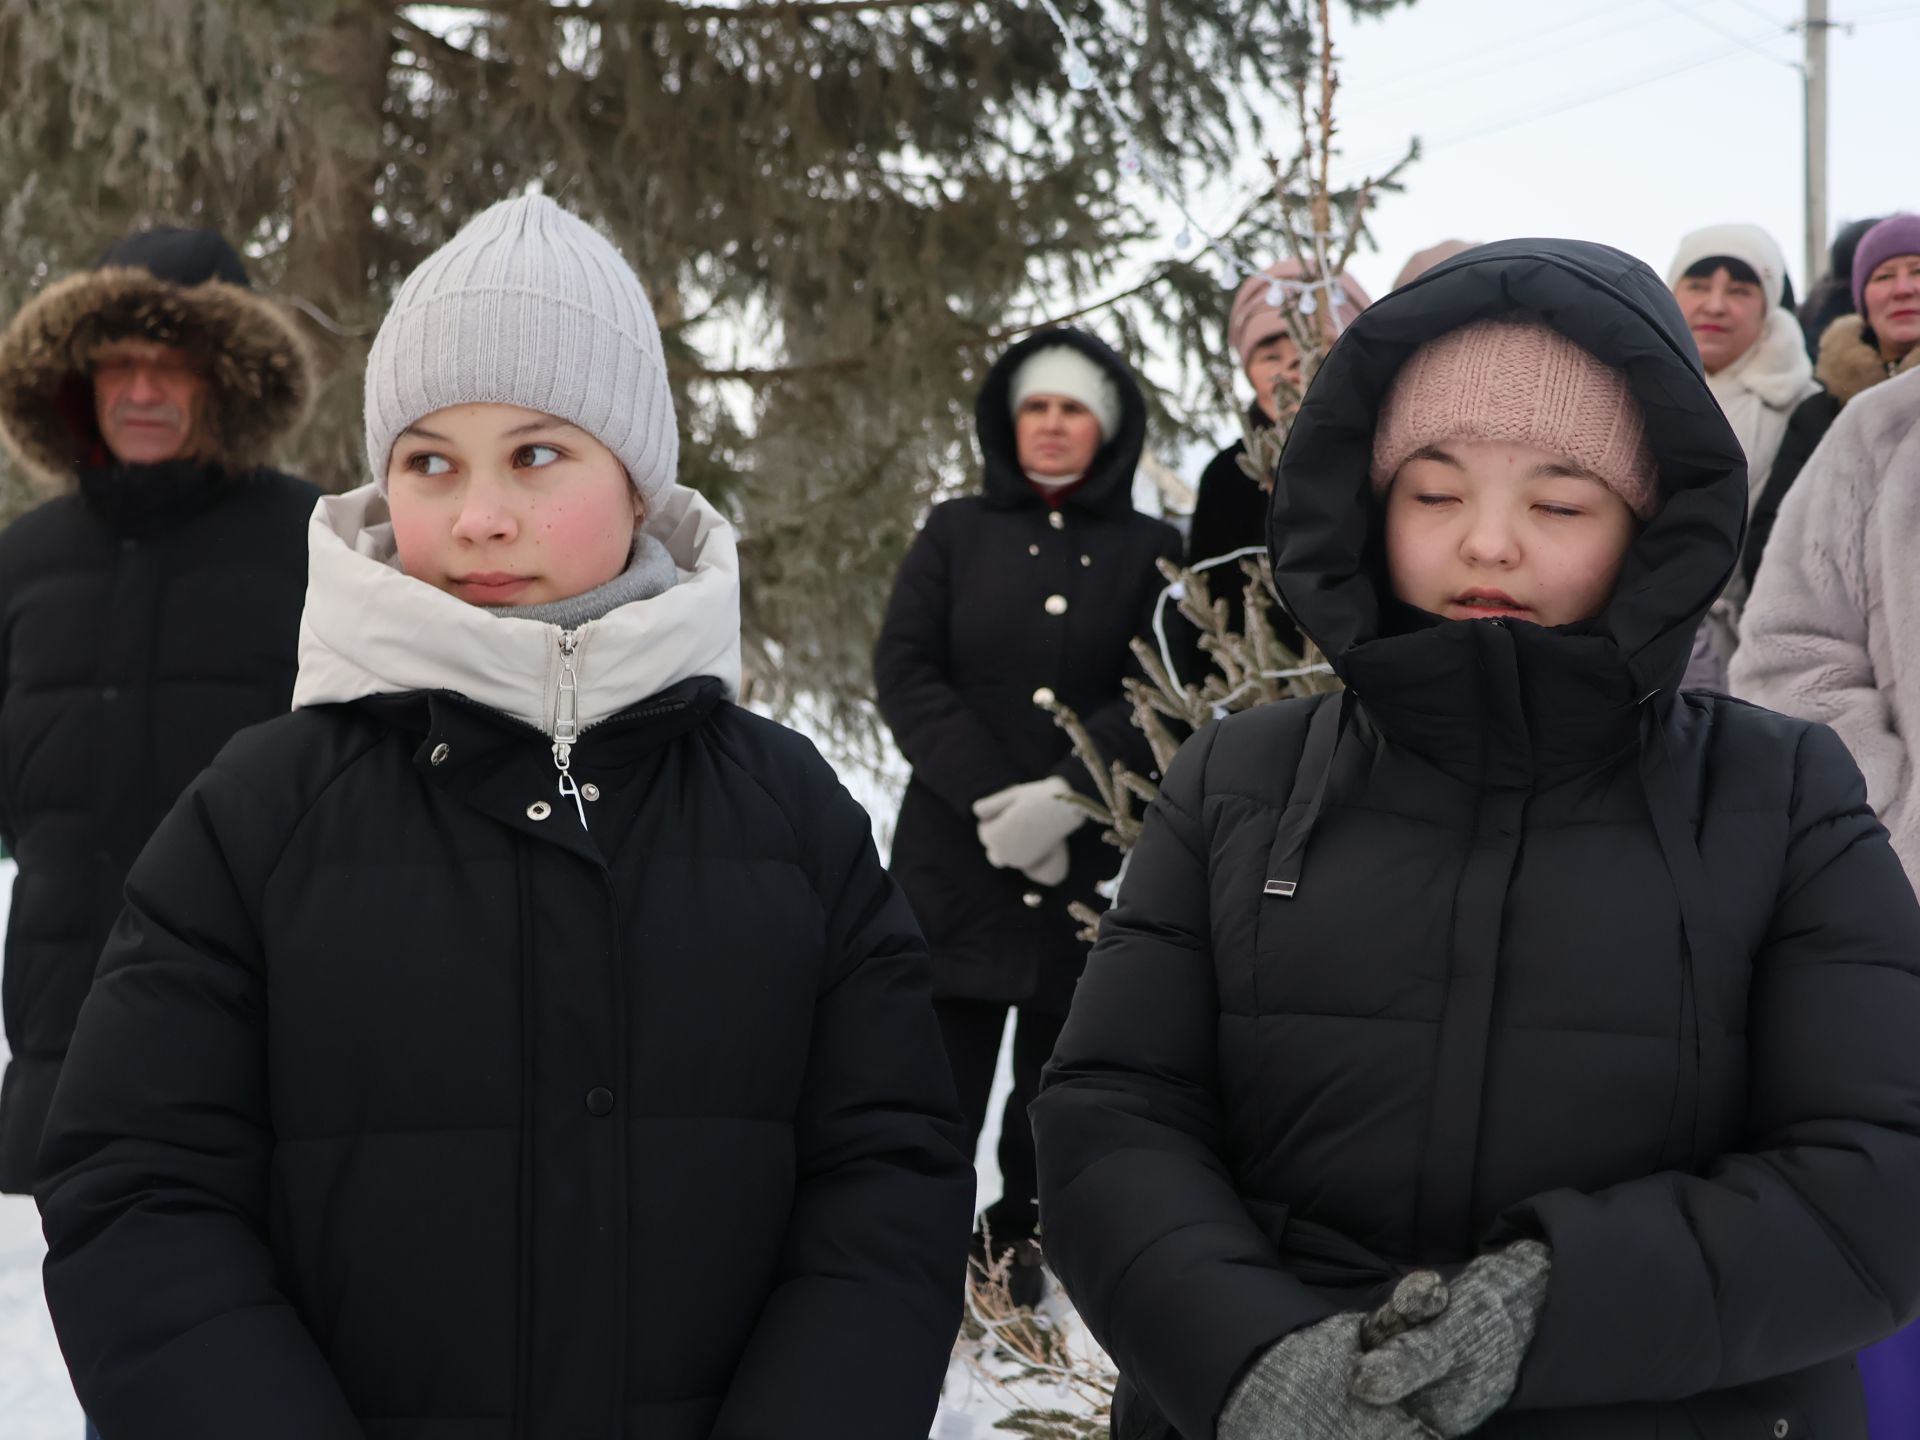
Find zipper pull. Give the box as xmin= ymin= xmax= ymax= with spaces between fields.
xmin=553 ymin=629 xmax=589 ymax=830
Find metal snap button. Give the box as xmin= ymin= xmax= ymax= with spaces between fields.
xmin=581 ymin=783 xmax=601 ymax=802
xmin=1044 ymin=594 xmax=1068 ymax=616
xmin=1032 ymin=686 xmax=1056 ymax=707
xmin=1023 ymin=891 xmax=1043 ymax=908
xmin=1048 ymin=511 xmax=1065 ymax=530
xmin=1773 ymin=1422 xmax=1789 ymax=1439
xmin=527 ymin=801 xmax=552 ymax=821
xmin=429 ymin=743 xmax=450 ymax=766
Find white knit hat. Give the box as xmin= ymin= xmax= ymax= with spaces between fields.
xmin=364 ymin=194 xmax=678 ymax=504
xmin=1667 ymin=224 xmax=1791 ymax=310
xmin=1009 ymin=345 xmax=1123 ymax=441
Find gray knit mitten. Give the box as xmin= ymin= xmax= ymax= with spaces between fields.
xmin=1348 ymin=1240 xmax=1552 ymax=1438
xmin=1219 ymin=1313 xmax=1436 ymax=1440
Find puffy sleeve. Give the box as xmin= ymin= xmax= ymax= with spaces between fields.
xmin=874 ymin=502 xmax=1025 ymax=812
xmin=1033 ymin=719 xmax=1343 ymax=1440
xmin=1733 ymin=408 xmax=1907 ymax=814
xmin=35 ymin=754 xmax=363 ymax=1440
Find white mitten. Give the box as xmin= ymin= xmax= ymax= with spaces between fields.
xmin=973 ymin=776 xmax=1086 ymax=873
xmin=1023 ymin=841 xmax=1070 ymax=887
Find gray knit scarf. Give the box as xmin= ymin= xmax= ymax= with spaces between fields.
xmin=488 ymin=532 xmax=679 ymax=628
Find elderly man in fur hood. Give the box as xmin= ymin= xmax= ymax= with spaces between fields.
xmin=0 ymin=227 xmax=318 ymax=1195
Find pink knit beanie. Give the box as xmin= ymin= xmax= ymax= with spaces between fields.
xmin=1228 ymin=261 xmax=1373 ymax=372
xmin=1370 ymin=318 xmax=1659 ymax=519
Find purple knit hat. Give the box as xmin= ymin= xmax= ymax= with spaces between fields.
xmin=1371 ymin=318 xmax=1659 ymax=519
xmin=1852 ymin=215 xmax=1920 ymax=314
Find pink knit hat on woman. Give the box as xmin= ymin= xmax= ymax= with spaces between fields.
xmin=1228 ymin=261 xmax=1373 ymax=371
xmin=1370 ymin=318 xmax=1659 ymax=519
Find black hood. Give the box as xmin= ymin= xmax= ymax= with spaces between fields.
xmin=974 ymin=327 xmax=1147 ymax=517
xmin=1271 ymin=238 xmax=1747 ymax=710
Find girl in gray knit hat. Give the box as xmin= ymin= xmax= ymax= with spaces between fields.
xmin=34 ymin=194 xmax=974 ymax=1440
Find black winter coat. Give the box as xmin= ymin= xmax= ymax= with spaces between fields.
xmin=1741 ymin=389 xmax=1839 ymax=589
xmin=34 ymin=676 xmax=974 ymax=1439
xmin=0 ymin=463 xmax=315 ymax=1192
xmin=875 ymin=328 xmax=1183 ymax=1014
xmin=1033 ymin=241 xmax=1920 ymax=1440
xmin=1184 ymin=408 xmax=1304 ymax=657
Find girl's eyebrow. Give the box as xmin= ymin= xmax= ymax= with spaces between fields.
xmin=1528 ymin=461 xmax=1605 ymax=484
xmin=1404 ymin=444 xmax=1462 ymax=469
xmin=398 ymin=423 xmax=450 ymax=443
xmin=502 ymin=415 xmax=579 ymax=438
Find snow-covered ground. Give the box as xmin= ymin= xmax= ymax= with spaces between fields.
xmin=0 ymin=787 xmax=1092 ymax=1438
xmin=0 ymin=860 xmax=86 ymax=1439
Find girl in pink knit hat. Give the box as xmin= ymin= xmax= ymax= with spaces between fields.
xmin=1033 ymin=240 xmax=1920 ymax=1440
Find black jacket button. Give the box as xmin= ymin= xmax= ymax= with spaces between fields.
xmin=585 ymin=1087 xmax=615 ymax=1116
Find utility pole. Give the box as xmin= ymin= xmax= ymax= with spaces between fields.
xmin=1803 ymin=0 xmax=1830 ymax=287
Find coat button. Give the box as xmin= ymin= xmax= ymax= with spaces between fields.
xmin=429 ymin=743 xmax=450 ymax=766
xmin=1032 ymin=686 xmax=1056 ymax=706
xmin=1048 ymin=511 xmax=1065 ymax=530
xmin=527 ymin=801 xmax=551 ymax=821
xmin=585 ymin=1087 xmax=615 ymax=1116
xmin=1080 ymin=554 xmax=1092 ymax=566
xmin=1044 ymin=594 xmax=1068 ymax=616
xmin=1028 ymin=544 xmax=1040 ymax=556
xmin=1023 ymin=891 xmax=1043 ymax=908
xmin=1773 ymin=1423 xmax=1789 ymax=1439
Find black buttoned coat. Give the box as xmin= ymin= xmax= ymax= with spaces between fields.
xmin=874 ymin=328 xmax=1183 ymax=1014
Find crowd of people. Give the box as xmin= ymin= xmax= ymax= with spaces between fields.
xmin=2 ymin=196 xmax=1920 ymax=1440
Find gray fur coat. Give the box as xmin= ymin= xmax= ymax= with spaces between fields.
xmin=1733 ymin=365 xmax=1920 ymax=882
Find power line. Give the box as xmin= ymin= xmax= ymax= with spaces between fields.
xmin=1364 ymin=0 xmax=1665 ymax=93
xmin=1362 ymin=28 xmax=1791 ymax=165
xmin=1714 ymin=0 xmax=1789 ymax=25
xmin=1362 ymin=2 xmax=1695 ymax=114
xmin=1659 ymin=0 xmax=1802 ymax=66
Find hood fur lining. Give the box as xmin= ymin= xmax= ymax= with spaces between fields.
xmin=1816 ymin=314 xmax=1920 ymax=406
xmin=0 ymin=267 xmax=314 ymax=495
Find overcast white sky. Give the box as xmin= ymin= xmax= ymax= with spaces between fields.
xmin=1263 ymin=0 xmax=1916 ymax=298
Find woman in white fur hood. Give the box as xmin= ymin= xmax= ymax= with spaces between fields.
xmin=32 ymin=194 xmax=973 ymax=1440
xmin=1666 ymin=224 xmax=1819 ymax=690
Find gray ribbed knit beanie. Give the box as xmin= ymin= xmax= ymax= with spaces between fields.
xmin=364 ymin=193 xmax=678 ymax=504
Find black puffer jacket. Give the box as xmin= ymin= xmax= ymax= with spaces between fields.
xmin=34 ymin=487 xmax=973 ymax=1439
xmin=874 ymin=328 xmax=1182 ymax=1013
xmin=1034 ymin=240 xmax=1920 ymax=1440
xmin=0 ymin=465 xmax=315 ymax=1191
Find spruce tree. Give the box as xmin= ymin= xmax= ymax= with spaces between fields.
xmin=0 ymin=0 xmax=1413 ymax=722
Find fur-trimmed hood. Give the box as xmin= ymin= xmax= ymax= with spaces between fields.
xmin=1815 ymin=313 xmax=1920 ymax=406
xmin=0 ymin=235 xmax=314 ymax=496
